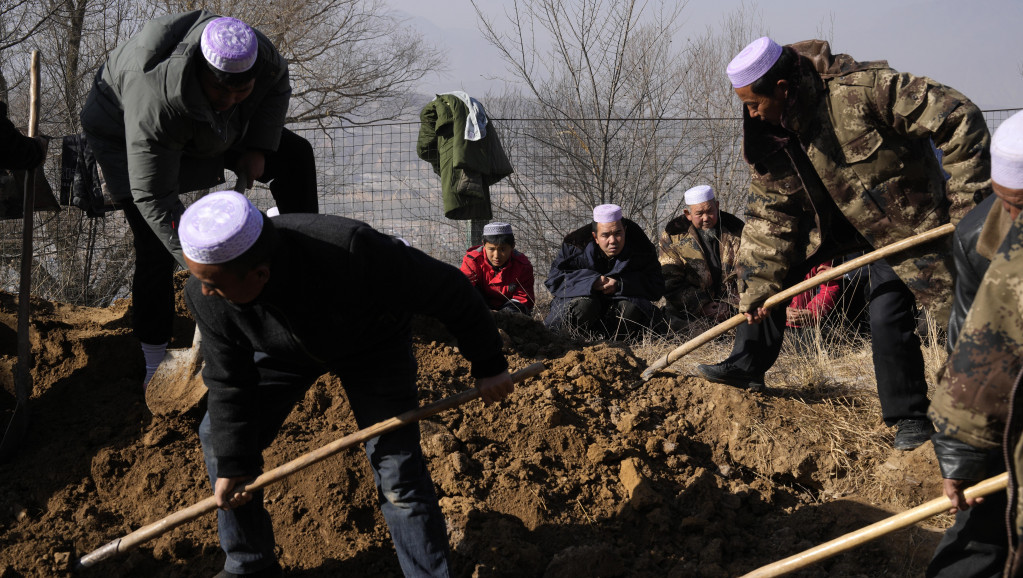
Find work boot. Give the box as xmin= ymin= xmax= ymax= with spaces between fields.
xmin=696 ymin=362 xmax=766 ymax=392
xmin=214 ymin=562 xmax=283 ymax=578
xmin=893 ymin=418 xmax=935 ymax=451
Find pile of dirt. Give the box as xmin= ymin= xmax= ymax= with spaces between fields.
xmin=0 ymin=291 xmax=949 ymax=577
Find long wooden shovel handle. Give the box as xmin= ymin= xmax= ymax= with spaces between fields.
xmin=641 ymin=223 xmax=955 ymax=380
xmin=741 ymin=471 xmax=1008 ymax=577
xmin=75 ymin=361 xmax=546 ymax=569
xmin=14 ymin=50 xmax=41 ymax=405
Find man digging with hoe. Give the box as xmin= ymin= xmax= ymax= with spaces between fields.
xmin=178 ymin=191 xmax=514 ymax=577
xmin=697 ymin=36 xmax=991 ymax=451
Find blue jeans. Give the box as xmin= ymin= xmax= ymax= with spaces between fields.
xmin=199 ymin=340 xmax=451 ymax=576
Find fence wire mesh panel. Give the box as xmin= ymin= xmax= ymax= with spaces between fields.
xmin=1 ymin=109 xmax=1018 ymax=306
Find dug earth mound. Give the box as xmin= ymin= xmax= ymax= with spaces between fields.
xmin=0 ymin=290 xmax=947 ymax=577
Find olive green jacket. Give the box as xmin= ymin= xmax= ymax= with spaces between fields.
xmin=80 ymin=10 xmax=290 ymax=257
xmin=736 ymin=40 xmax=991 ymax=320
xmin=658 ymin=211 xmax=744 ymax=317
xmin=417 ymin=95 xmax=513 ymax=220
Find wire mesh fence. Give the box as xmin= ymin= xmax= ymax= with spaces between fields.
xmin=1 ymin=108 xmax=1018 ymax=307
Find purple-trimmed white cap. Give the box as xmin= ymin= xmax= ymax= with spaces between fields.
xmin=180 ymin=191 xmax=263 ymax=264
xmin=593 ymin=204 xmax=622 ymax=223
xmin=483 ymin=222 xmax=513 ymax=236
xmin=726 ymin=37 xmax=783 ymax=88
xmin=992 ymin=110 xmax=1023 ymax=189
xmin=684 ymin=185 xmax=715 ymax=205
xmin=201 ymin=17 xmax=258 ymax=74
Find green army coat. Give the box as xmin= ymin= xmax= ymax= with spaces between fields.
xmin=80 ymin=10 xmax=291 ymax=257
xmin=417 ymin=95 xmax=513 ymax=220
xmin=928 ymin=211 xmax=1023 ymax=576
xmin=658 ymin=211 xmax=744 ymax=317
xmin=736 ymin=40 xmax=991 ymax=321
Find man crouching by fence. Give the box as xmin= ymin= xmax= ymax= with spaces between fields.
xmin=178 ymin=191 xmax=512 ymax=578
xmin=544 ymin=203 xmax=665 ymax=340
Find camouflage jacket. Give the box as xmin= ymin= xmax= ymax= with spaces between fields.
xmin=658 ymin=211 xmax=744 ymax=317
xmin=928 ymin=212 xmax=1023 ymax=573
xmin=736 ymin=40 xmax=991 ymax=318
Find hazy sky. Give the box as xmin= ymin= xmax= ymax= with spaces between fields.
xmin=390 ymin=0 xmax=1022 ymax=111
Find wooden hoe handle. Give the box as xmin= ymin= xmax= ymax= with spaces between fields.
xmin=75 ymin=362 xmax=546 ymax=569
xmin=741 ymin=472 xmax=1008 ymax=577
xmin=641 ymin=223 xmax=955 ymax=380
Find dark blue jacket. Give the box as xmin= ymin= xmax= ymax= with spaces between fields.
xmin=544 ymin=218 xmax=665 ymax=303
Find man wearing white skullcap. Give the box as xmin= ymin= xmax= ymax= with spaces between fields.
xmin=81 ymin=11 xmax=318 ymax=389
xmin=544 ymin=204 xmax=664 ymax=339
xmin=460 ymin=222 xmax=536 ymax=314
xmin=926 ymin=110 xmax=1023 ymax=578
xmin=179 ymin=191 xmax=513 ymax=578
xmin=658 ymin=185 xmax=745 ymax=326
xmin=699 ymin=36 xmax=991 ymax=452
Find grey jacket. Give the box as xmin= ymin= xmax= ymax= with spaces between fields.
xmin=80 ymin=10 xmax=290 ymax=257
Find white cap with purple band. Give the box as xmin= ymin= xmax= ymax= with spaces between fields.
xmin=180 ymin=191 xmax=263 ymax=264
xmin=726 ymin=36 xmax=783 ymax=89
xmin=201 ymin=17 xmax=258 ymax=74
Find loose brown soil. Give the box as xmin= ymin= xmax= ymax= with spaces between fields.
xmin=0 ymin=289 xmax=950 ymax=577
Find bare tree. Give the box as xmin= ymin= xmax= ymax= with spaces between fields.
xmin=674 ymin=1 xmax=767 ymax=216
xmin=0 ymin=0 xmax=152 ymax=305
xmin=470 ymin=0 xmax=716 ymax=244
xmin=1 ymin=0 xmax=446 ymax=305
xmin=0 ymin=0 xmax=62 ymax=105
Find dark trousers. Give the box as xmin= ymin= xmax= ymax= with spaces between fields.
xmin=546 ymin=295 xmax=654 ymax=339
xmin=199 ymin=339 xmax=452 ymax=576
xmin=119 ymin=128 xmax=318 ymax=345
xmin=926 ymin=484 xmax=1008 ymax=578
xmin=724 ymin=260 xmax=929 ymax=425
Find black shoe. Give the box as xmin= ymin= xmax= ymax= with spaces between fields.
xmin=696 ymin=362 xmax=766 ymax=392
xmin=894 ymin=418 xmax=935 ymax=451
xmin=214 ymin=562 xmax=283 ymax=578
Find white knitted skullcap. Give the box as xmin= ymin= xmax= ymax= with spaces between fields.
xmin=684 ymin=185 xmax=715 ymax=205
xmin=593 ymin=204 xmax=622 ymax=223
xmin=179 ymin=191 xmax=263 ymax=264
xmin=991 ymin=110 xmax=1023 ymax=189
xmin=483 ymin=222 xmax=513 ymax=236
xmin=201 ymin=17 xmax=258 ymax=74
xmin=727 ymin=37 xmax=783 ymax=89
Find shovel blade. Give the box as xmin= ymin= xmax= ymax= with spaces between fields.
xmin=145 ymin=348 xmax=207 ymax=415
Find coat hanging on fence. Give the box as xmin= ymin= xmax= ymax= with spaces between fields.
xmin=60 ymin=133 xmax=108 ymax=218
xmin=417 ymin=93 xmax=513 ymax=220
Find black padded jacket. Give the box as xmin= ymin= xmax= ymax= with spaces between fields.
xmin=185 ymin=214 xmax=509 ymax=477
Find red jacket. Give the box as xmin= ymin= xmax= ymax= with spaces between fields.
xmin=787 ymin=262 xmax=840 ymax=328
xmin=460 ymin=246 xmax=535 ymax=311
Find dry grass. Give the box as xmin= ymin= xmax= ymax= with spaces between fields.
xmin=631 ymin=315 xmax=950 ymax=508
